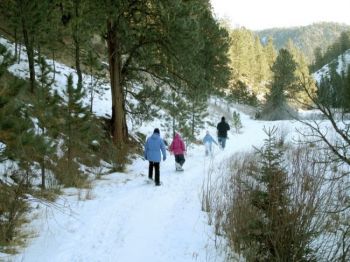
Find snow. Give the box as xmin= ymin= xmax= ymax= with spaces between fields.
xmin=0 ymin=35 xmax=339 ymax=261
xmin=313 ymin=49 xmax=350 ymax=83
xmin=1 ymin=110 xmax=302 ymax=262
xmin=0 ymin=37 xmax=112 ymax=118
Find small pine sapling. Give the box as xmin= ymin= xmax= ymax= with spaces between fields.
xmin=232 ymin=111 xmax=242 ymax=133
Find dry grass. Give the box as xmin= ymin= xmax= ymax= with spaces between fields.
xmin=201 ymin=140 xmax=344 ymax=261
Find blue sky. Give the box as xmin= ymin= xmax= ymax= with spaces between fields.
xmin=210 ymin=0 xmax=350 ymax=30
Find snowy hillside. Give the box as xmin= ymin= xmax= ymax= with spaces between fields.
xmin=0 ymin=37 xmax=112 ymax=118
xmin=313 ymin=48 xmax=350 ymax=82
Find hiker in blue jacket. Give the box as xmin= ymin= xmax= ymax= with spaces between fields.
xmin=203 ymin=131 xmax=218 ymax=156
xmin=144 ymin=128 xmax=167 ymax=186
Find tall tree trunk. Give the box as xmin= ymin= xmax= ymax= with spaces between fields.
xmin=73 ymin=0 xmax=83 ymax=88
xmin=41 ymin=160 xmax=45 ymax=189
xmin=14 ymin=27 xmax=18 ymax=60
xmin=21 ymin=17 xmax=36 ymax=93
xmin=106 ymin=19 xmax=128 ymax=145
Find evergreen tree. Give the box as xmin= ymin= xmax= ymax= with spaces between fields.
xmin=316 ymin=74 xmax=333 ymax=107
xmin=329 ymin=62 xmax=343 ymax=106
xmin=247 ymin=128 xmax=291 ymax=260
xmin=232 ymin=111 xmax=242 ymax=133
xmin=286 ymin=39 xmax=315 ymax=107
xmin=240 ymin=127 xmax=314 ymax=261
xmin=186 ymin=92 xmax=209 ymax=142
xmin=83 ymin=49 xmax=108 ymax=113
xmin=161 ymin=90 xmax=188 ymax=140
xmin=264 ymin=37 xmax=277 ymax=74
xmin=262 ymin=49 xmax=298 ymax=120
xmin=230 ymin=80 xmax=258 ymax=106
xmin=0 ymin=44 xmax=45 ymax=186
xmin=229 ymin=28 xmax=256 ymax=81
xmin=254 ymin=36 xmax=268 ymax=84
xmin=342 ymin=66 xmax=350 ymax=111
xmin=229 ymin=28 xmax=272 ymax=98
xmin=310 ymin=30 xmax=350 ymax=72
xmin=339 ymin=31 xmax=350 ymax=54
xmin=59 ymin=74 xmax=99 ymax=186
xmin=311 ymin=47 xmax=324 ymax=72
xmin=0 ymin=44 xmax=24 ymax=162
xmin=60 ymin=0 xmax=98 ymax=89
xmin=1 ymin=0 xmax=57 ymax=92
xmin=94 ymin=0 xmax=230 ymax=145
xmin=29 ymin=57 xmax=61 ymax=189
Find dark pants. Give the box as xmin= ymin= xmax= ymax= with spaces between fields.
xmin=148 ymin=161 xmax=160 ymax=184
xmin=175 ymin=154 xmax=185 ymax=166
xmin=218 ymin=137 xmax=227 ymax=149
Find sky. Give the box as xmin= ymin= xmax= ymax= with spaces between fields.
xmin=210 ymin=0 xmax=350 ymax=31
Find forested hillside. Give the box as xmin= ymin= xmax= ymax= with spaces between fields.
xmin=256 ymin=22 xmax=350 ymax=63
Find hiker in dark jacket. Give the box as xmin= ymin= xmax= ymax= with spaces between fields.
xmin=144 ymin=128 xmax=167 ymax=186
xmin=216 ymin=116 xmax=230 ymax=149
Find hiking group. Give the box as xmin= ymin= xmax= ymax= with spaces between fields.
xmin=144 ymin=116 xmax=230 ymax=186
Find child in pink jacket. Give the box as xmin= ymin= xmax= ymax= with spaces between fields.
xmin=169 ymin=133 xmax=186 ymax=171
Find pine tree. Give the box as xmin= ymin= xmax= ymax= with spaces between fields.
xmin=0 ymin=44 xmax=44 ymax=186
xmin=229 ymin=28 xmax=256 ymax=81
xmin=254 ymin=36 xmax=268 ymax=84
xmin=316 ymin=74 xmax=333 ymax=107
xmin=94 ymin=0 xmax=230 ymax=145
xmin=264 ymin=37 xmax=277 ymax=74
xmin=29 ymin=57 xmax=61 ymax=189
xmin=310 ymin=30 xmax=350 ymax=72
xmin=232 ymin=111 xmax=243 ymax=133
xmin=59 ymin=74 xmax=99 ymax=186
xmin=286 ymin=39 xmax=315 ymax=107
xmin=60 ymin=0 xmax=98 ymax=89
xmin=329 ymin=62 xmax=343 ymax=107
xmin=0 ymin=44 xmax=24 ymax=162
xmin=342 ymin=66 xmax=350 ymax=111
xmin=187 ymin=93 xmax=209 ymax=142
xmin=83 ymin=49 xmax=108 ymax=113
xmin=311 ymin=47 xmax=323 ymax=72
xmin=2 ymin=0 xmax=57 ymax=92
xmin=262 ymin=49 xmax=298 ymax=120
xmin=230 ymin=80 xmax=258 ymax=106
xmin=161 ymin=90 xmax=189 ymax=140
xmin=243 ymin=127 xmax=311 ymax=261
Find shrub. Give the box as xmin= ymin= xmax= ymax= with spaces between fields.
xmin=203 ymin=127 xmax=338 ymax=261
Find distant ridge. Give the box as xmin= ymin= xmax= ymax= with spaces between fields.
xmin=255 ymin=22 xmax=350 ymax=63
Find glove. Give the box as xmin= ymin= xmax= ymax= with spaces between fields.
xmin=163 ymin=156 xmax=166 ymax=161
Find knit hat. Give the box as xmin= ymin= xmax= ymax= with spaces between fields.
xmin=221 ymin=116 xmax=225 ymax=121
xmin=154 ymin=128 xmax=160 ymax=134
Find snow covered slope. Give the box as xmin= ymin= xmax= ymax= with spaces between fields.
xmin=313 ymin=49 xmax=350 ymax=83
xmin=0 ymin=37 xmax=112 ymax=118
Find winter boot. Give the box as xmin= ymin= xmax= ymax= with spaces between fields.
xmin=175 ymin=162 xmax=181 ymax=171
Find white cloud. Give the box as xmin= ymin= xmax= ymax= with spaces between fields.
xmin=210 ymin=0 xmax=350 ymax=30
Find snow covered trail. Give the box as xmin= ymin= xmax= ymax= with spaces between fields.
xmin=8 ymin=114 xmax=288 ymax=262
